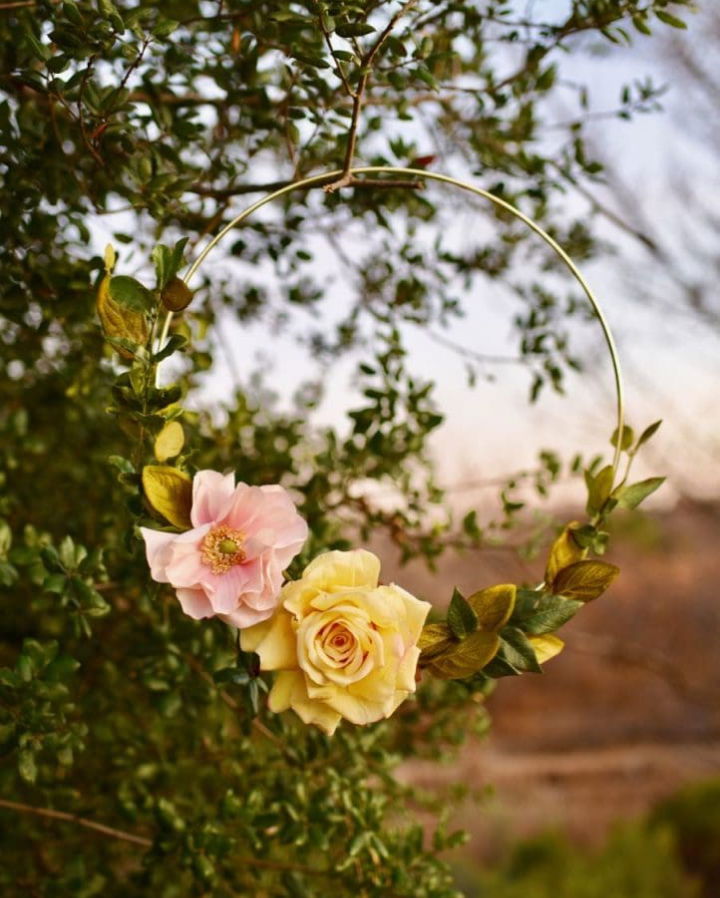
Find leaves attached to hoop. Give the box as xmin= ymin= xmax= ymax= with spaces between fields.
xmin=552 ymin=559 xmax=619 ymax=602
xmin=425 ymin=630 xmax=500 ymax=680
xmin=545 ymin=522 xmax=586 ymax=585
xmin=96 ymin=275 xmax=148 ymax=358
xmin=141 ymin=465 xmax=192 ymax=530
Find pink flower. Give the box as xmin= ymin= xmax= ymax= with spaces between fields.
xmin=141 ymin=471 xmax=308 ymax=628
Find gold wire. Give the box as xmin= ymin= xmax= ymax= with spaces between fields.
xmin=159 ymin=166 xmax=625 ymax=475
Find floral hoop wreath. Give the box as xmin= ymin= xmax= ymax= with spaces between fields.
xmin=100 ymin=167 xmax=664 ymax=736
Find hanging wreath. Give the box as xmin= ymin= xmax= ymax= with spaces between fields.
xmin=99 ymin=167 xmax=664 ymax=736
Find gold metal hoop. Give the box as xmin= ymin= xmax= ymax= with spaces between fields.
xmin=160 ymin=166 xmax=625 ymax=475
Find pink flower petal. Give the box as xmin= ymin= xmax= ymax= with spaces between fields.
xmin=220 ymin=604 xmax=275 ymax=628
xmin=163 ymin=524 xmax=211 ymax=587
xmin=191 ymin=470 xmax=236 ymax=527
xmin=140 ymin=528 xmax=178 ymax=583
xmin=176 ymin=587 xmax=214 ymax=619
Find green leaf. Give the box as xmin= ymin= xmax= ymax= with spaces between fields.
xmin=418 ymin=622 xmax=453 ymax=661
xmin=467 ymin=584 xmax=516 ymax=631
xmin=446 ymin=588 xmax=478 ymax=639
xmin=426 ymin=630 xmax=500 ymax=679
xmin=553 ymin=560 xmax=619 ymax=602
xmin=108 ymin=275 xmax=154 ymax=313
xmin=614 ymin=476 xmax=665 ymax=510
xmin=18 ymin=749 xmax=37 ymax=784
xmin=515 ymin=594 xmax=583 ymax=635
xmin=585 ymin=464 xmax=614 ymax=515
xmin=636 ymin=420 xmax=662 ymax=450
xmin=499 ymin=627 xmax=542 ymax=673
xmin=655 ymin=10 xmax=687 ymax=29
xmin=610 ymin=424 xmax=635 ymax=451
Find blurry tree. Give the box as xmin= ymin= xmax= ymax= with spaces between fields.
xmin=0 ymin=1 xmax=692 ymax=895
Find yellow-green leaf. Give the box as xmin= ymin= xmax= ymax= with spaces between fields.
xmin=552 ymin=559 xmax=619 ymax=602
xmin=528 ymin=634 xmax=564 ymax=664
xmin=97 ymin=274 xmax=148 ymax=357
xmin=154 ymin=421 xmax=185 ymax=463
xmin=585 ymin=464 xmax=614 ymax=515
xmin=545 ymin=522 xmax=586 ymax=585
xmin=142 ymin=465 xmax=192 ymax=530
xmin=418 ymin=622 xmax=453 ymax=661
xmin=426 ymin=630 xmax=500 ymax=680
xmin=467 ymin=584 xmax=516 ymax=632
xmin=103 ymin=244 xmax=116 ymax=275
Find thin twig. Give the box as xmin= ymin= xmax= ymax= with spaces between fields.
xmin=0 ymin=798 xmax=152 ymax=847
xmin=325 ymin=0 xmax=421 ymax=193
xmin=0 ymin=798 xmax=332 ymax=874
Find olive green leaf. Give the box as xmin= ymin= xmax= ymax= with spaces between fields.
xmin=426 ymin=630 xmax=501 ymax=680
xmin=585 ymin=464 xmax=614 ymax=515
xmin=96 ymin=275 xmax=148 ymax=359
xmin=613 ymin=477 xmax=665 ymax=510
xmin=500 ymin=626 xmax=543 ymax=673
xmin=528 ymin=634 xmax=565 ymax=664
xmin=552 ymin=559 xmax=619 ymax=602
xmin=545 ymin=522 xmax=586 ymax=585
xmin=417 ymin=622 xmax=453 ymax=661
xmin=154 ymin=421 xmax=185 ymax=463
xmin=446 ymin=588 xmax=478 ymax=639
xmin=109 ymin=275 xmax=154 ymax=314
xmin=635 ymin=420 xmax=662 ymax=451
xmin=142 ymin=465 xmax=192 ymax=530
xmin=467 ymin=583 xmax=516 ymax=631
xmin=610 ymin=424 xmax=635 ymax=451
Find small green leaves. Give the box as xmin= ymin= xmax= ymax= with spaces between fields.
xmin=512 ymin=591 xmax=582 ymax=635
xmin=142 ymin=465 xmax=192 ymax=529
xmin=614 ymin=477 xmax=665 ymax=510
xmin=154 ymin=421 xmax=185 ymax=463
xmin=636 ymin=420 xmax=662 ymax=451
xmin=552 ymin=560 xmax=619 ymax=602
xmin=152 ymin=238 xmax=188 ymax=290
xmin=108 ymin=275 xmax=154 ymax=314
xmin=446 ymin=588 xmax=478 ymax=639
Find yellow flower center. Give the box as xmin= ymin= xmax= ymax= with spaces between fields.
xmin=201 ymin=526 xmax=247 ymax=575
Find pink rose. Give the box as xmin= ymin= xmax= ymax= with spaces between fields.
xmin=141 ymin=471 xmax=308 ymax=628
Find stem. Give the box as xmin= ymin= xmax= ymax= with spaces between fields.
xmin=0 ymin=798 xmax=332 ymax=875
xmin=0 ymin=798 xmax=152 ymax=847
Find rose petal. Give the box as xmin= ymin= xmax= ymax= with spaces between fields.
xmin=176 ymin=587 xmax=214 ymax=619
xmin=140 ymin=528 xmax=178 ymax=583
xmin=191 ymin=470 xmax=236 ymax=527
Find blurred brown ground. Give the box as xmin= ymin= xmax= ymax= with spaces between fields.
xmin=382 ymin=499 xmax=720 ymax=855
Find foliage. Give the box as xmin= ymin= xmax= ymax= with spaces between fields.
xmin=456 ymin=824 xmax=699 ymax=898
xmin=0 ymin=0 xmax=689 ymax=894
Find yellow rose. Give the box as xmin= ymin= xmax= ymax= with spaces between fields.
xmin=240 ymin=549 xmax=431 ymax=735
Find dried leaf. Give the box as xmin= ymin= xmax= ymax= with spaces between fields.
xmin=161 ymin=277 xmax=194 ymax=312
